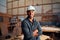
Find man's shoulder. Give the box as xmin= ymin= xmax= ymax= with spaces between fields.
xmin=34 ymin=19 xmax=38 ymax=23
xmin=34 ymin=19 xmax=40 ymax=25
xmin=22 ymin=18 xmax=28 ymax=23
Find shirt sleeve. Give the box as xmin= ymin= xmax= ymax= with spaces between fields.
xmin=21 ymin=21 xmax=34 ymax=39
xmin=37 ymin=22 xmax=42 ymax=36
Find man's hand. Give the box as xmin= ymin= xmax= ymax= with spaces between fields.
xmin=33 ymin=29 xmax=38 ymax=37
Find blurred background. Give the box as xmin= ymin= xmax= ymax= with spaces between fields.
xmin=0 ymin=0 xmax=60 ymax=40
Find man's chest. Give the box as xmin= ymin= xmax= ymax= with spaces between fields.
xmin=28 ymin=22 xmax=38 ymax=31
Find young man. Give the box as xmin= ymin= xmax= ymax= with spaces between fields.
xmin=21 ymin=6 xmax=42 ymax=40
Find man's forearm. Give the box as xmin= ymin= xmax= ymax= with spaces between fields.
xmin=33 ymin=29 xmax=39 ymax=37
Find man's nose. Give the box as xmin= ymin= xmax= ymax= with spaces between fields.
xmin=30 ymin=12 xmax=33 ymax=15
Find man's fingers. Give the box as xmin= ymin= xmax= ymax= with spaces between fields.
xmin=33 ymin=31 xmax=38 ymax=37
xmin=36 ymin=29 xmax=38 ymax=32
xmin=33 ymin=29 xmax=39 ymax=37
xmin=34 ymin=29 xmax=38 ymax=33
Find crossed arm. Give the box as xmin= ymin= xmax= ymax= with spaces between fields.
xmin=21 ymin=21 xmax=42 ymax=39
xmin=33 ymin=22 xmax=42 ymax=37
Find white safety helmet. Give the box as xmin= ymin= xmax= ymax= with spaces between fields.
xmin=27 ymin=6 xmax=36 ymax=11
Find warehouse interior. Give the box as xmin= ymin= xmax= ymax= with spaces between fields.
xmin=0 ymin=0 xmax=60 ymax=40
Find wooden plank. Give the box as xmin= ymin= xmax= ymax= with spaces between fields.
xmin=42 ymin=27 xmax=60 ymax=33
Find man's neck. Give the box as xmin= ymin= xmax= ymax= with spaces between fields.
xmin=29 ymin=18 xmax=33 ymax=22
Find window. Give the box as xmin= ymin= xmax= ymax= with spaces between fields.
xmin=19 ymin=8 xmax=24 ymax=14
xmin=24 ymin=7 xmax=27 ymax=14
xmin=19 ymin=0 xmax=24 ymax=6
xmin=13 ymin=1 xmax=18 ymax=8
xmin=43 ymin=5 xmax=52 ymax=13
xmin=13 ymin=0 xmax=19 ymax=1
xmin=43 ymin=0 xmax=52 ymax=4
xmin=8 ymin=0 xmax=13 ymax=2
xmin=53 ymin=4 xmax=60 ymax=13
xmin=8 ymin=2 xmax=12 ymax=9
xmin=34 ymin=6 xmax=42 ymax=14
xmin=34 ymin=0 xmax=42 ymax=5
xmin=26 ymin=0 xmax=32 ymax=6
xmin=53 ymin=9 xmax=60 ymax=13
xmin=13 ymin=9 xmax=18 ymax=15
xmin=52 ymin=0 xmax=60 ymax=3
xmin=8 ymin=9 xmax=12 ymax=14
xmin=53 ymin=4 xmax=60 ymax=9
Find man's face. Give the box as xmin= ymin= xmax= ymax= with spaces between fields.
xmin=27 ymin=10 xmax=35 ymax=18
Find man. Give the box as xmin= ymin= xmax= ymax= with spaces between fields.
xmin=21 ymin=6 xmax=42 ymax=40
